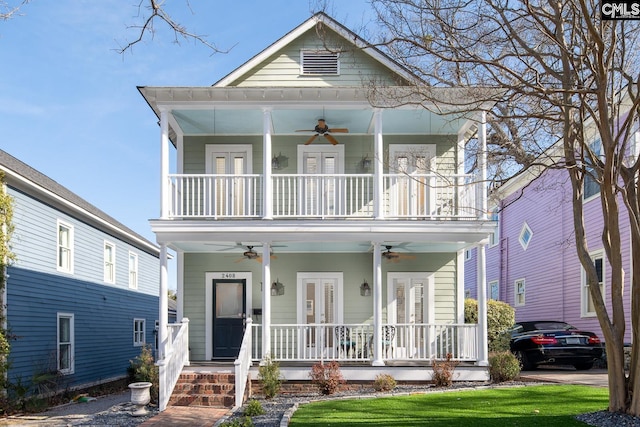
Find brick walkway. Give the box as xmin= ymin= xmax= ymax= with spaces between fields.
xmin=139 ymin=406 xmax=232 ymax=427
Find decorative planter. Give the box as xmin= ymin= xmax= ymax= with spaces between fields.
xmin=128 ymin=382 xmax=152 ymax=416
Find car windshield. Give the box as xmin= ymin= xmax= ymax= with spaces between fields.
xmin=532 ymin=322 xmax=574 ymax=330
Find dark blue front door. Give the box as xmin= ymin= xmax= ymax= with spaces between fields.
xmin=212 ymin=279 xmax=246 ymax=359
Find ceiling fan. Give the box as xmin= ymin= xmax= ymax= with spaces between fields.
xmin=296 ymin=119 xmax=348 ymax=145
xmin=235 ymin=245 xmax=278 ymax=263
xmin=382 ymin=245 xmax=416 ymax=263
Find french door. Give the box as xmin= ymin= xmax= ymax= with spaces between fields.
xmin=387 ymin=273 xmax=434 ymax=358
xmin=298 ymin=146 xmax=344 ymax=216
xmin=297 ymin=273 xmax=343 ymax=357
xmin=205 ymin=145 xmax=252 ymax=216
xmin=389 ymin=145 xmax=436 ymax=217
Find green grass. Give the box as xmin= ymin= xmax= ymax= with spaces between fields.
xmin=289 ymin=384 xmax=608 ymax=426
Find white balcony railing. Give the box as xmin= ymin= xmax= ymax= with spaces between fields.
xmin=250 ymin=323 xmax=477 ymax=362
xmin=167 ymin=173 xmax=477 ymax=220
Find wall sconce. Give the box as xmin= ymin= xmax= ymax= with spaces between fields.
xmin=360 ymin=280 xmax=371 ymax=296
xmin=360 ymin=154 xmax=372 ymax=172
xmin=271 ymin=279 xmax=285 ymax=296
xmin=271 ymin=152 xmax=288 ymax=170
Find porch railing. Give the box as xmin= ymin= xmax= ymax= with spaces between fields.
xmin=233 ymin=318 xmax=253 ymax=408
xmin=250 ymin=323 xmax=477 ymax=362
xmin=157 ymin=318 xmax=190 ymax=412
xmin=167 ymin=173 xmax=478 ymax=219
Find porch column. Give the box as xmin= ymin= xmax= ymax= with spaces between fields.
xmin=263 ymin=109 xmax=273 ymax=220
xmin=477 ymin=111 xmax=488 ymax=220
xmin=176 ymin=249 xmax=184 ymax=321
xmin=476 ymin=243 xmax=489 ymax=366
xmin=158 ymin=243 xmax=169 ymax=360
xmin=262 ymin=243 xmax=272 ymax=360
xmin=371 ymin=242 xmax=384 ymax=366
xmin=373 ymin=109 xmax=384 ymax=220
xmin=159 ymin=108 xmax=170 ymax=220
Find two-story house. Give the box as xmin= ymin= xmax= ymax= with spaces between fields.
xmin=139 ymin=13 xmax=497 ymax=410
xmin=1 ymin=149 xmax=161 ymax=394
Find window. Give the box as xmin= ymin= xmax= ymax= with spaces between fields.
xmin=129 ymin=252 xmax=138 ymax=289
xmin=57 ymin=313 xmax=74 ymax=374
xmin=301 ymin=50 xmax=339 ymax=75
xmin=465 ymin=249 xmax=472 ymax=261
xmin=489 ymin=281 xmax=499 ymax=300
xmin=104 ymin=241 xmax=115 ymax=283
xmin=57 ymin=221 xmax=73 ymax=273
xmin=519 ymin=222 xmax=533 ymax=250
xmin=489 ymin=208 xmax=500 ymax=247
xmin=583 ymin=139 xmax=602 ymax=200
xmin=582 ymin=251 xmax=605 ymax=317
xmin=133 ymin=318 xmax=145 ymax=346
xmin=465 ymin=289 xmax=471 ymax=298
xmin=514 ymin=279 xmax=525 ymax=306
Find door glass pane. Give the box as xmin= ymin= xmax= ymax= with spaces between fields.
xmin=306 ymin=282 xmax=316 ymax=324
xmin=395 ymin=282 xmax=406 ymax=323
xmin=216 ymin=282 xmax=243 ymax=318
xmin=215 ymin=156 xmax=227 ymax=215
xmin=323 ymin=281 xmax=335 ymax=324
xmin=414 ymin=283 xmax=424 ymax=323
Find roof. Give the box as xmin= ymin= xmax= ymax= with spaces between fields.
xmin=0 ymin=149 xmax=160 ymax=257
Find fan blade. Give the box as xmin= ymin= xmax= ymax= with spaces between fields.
xmin=329 ymin=128 xmax=349 ymax=133
xmin=324 ymin=134 xmax=339 ymax=145
xmin=296 ymin=129 xmax=315 ymax=132
xmin=305 ymin=134 xmax=319 ymax=145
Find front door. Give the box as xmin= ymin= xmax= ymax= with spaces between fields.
xmin=212 ymin=279 xmax=246 ymax=359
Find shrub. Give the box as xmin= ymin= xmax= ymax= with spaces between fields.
xmin=431 ymin=353 xmax=458 ymax=387
xmin=243 ymin=399 xmax=265 ymax=416
xmin=220 ymin=416 xmax=254 ymax=427
xmin=464 ymin=298 xmax=515 ymax=352
xmin=373 ymin=373 xmax=397 ymax=392
xmin=309 ymin=361 xmax=345 ymax=395
xmin=128 ymin=344 xmax=159 ymax=404
xmin=488 ymin=351 xmax=521 ymax=383
xmin=258 ymin=356 xmax=282 ymax=399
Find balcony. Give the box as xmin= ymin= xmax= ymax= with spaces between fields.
xmin=167 ymin=173 xmax=479 ymax=220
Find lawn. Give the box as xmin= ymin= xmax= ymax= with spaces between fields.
xmin=289 ymin=384 xmax=608 ymax=426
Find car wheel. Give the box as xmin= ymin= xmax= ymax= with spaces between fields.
xmin=515 ymin=351 xmax=535 ymax=370
xmin=573 ymin=361 xmax=594 ymax=370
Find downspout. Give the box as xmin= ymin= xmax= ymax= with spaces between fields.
xmin=372 ymin=242 xmax=384 ymax=366
xmin=373 ymin=109 xmax=384 ymax=220
xmin=263 ymin=109 xmax=273 ymax=220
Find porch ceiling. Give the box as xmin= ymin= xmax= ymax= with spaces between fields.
xmin=149 ymin=219 xmax=495 ymax=254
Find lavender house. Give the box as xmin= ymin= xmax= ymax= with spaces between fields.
xmin=465 ymin=152 xmax=635 ymax=345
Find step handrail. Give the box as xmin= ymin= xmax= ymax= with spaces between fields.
xmin=234 ymin=318 xmax=253 ymax=408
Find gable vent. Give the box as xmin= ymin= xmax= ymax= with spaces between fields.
xmin=301 ymin=51 xmax=339 ymax=75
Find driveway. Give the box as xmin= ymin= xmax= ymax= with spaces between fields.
xmin=520 ymin=366 xmax=608 ymax=387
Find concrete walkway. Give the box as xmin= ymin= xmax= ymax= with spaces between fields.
xmin=139 ymin=406 xmax=231 ymax=427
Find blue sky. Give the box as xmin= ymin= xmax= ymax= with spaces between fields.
xmin=1 ymin=0 xmax=373 ymax=288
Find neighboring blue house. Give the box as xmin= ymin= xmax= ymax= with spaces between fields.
xmin=1 ymin=149 xmax=161 ymax=392
xmin=464 ymin=132 xmax=638 ymax=345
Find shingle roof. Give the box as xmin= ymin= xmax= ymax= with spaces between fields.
xmin=0 ymin=149 xmax=159 ymax=257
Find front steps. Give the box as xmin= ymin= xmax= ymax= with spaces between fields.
xmin=168 ymin=371 xmax=238 ymax=407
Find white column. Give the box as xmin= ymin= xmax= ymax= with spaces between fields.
xmin=372 ymin=242 xmax=384 ymax=366
xmin=373 ymin=110 xmax=384 ymax=220
xmin=160 ymin=108 xmax=170 ymax=219
xmin=262 ymin=243 xmax=272 ymax=360
xmin=478 ymin=111 xmax=488 ymax=220
xmin=158 ymin=244 xmax=169 ymax=360
xmin=476 ymin=243 xmax=489 ymax=366
xmin=263 ymin=109 xmax=273 ymax=220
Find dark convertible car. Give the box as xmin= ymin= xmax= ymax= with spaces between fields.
xmin=510 ymin=321 xmax=604 ymax=370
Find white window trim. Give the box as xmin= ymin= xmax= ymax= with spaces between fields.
xmin=581 ymin=250 xmax=605 ymax=318
xmin=489 ymin=208 xmax=500 ymax=248
xmin=514 ymin=278 xmax=525 ymax=307
xmin=133 ymin=318 xmax=146 ymax=347
xmin=57 ymin=220 xmax=74 ymax=273
xmin=57 ymin=312 xmax=75 ymax=375
xmin=519 ymin=222 xmax=533 ymax=251
xmin=128 ymin=251 xmax=139 ymax=290
xmin=104 ymin=241 xmax=116 ymax=284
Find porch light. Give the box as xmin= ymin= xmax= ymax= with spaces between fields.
xmin=360 ymin=280 xmax=371 ymax=296
xmin=271 ymin=152 xmax=288 ymax=170
xmin=271 ymin=279 xmax=285 ymax=296
xmin=360 ymin=154 xmax=371 ymax=171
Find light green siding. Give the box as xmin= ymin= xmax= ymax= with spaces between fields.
xmin=228 ymin=28 xmax=406 ymax=87
xmin=183 ymin=251 xmax=458 ymax=361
